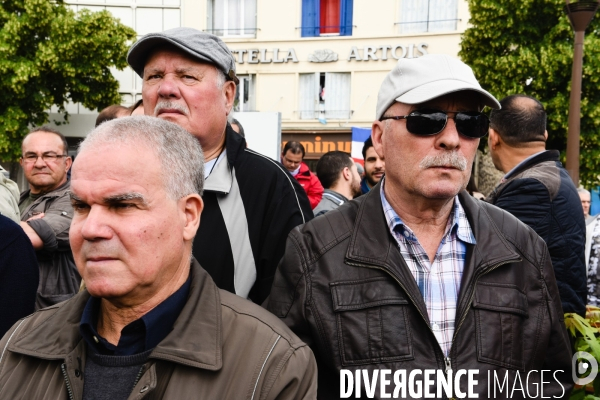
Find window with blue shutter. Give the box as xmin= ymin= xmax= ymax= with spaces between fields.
xmin=301 ymin=0 xmax=353 ymax=37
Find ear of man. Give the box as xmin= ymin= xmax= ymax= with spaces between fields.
xmin=180 ymin=194 xmax=204 ymax=241
xmin=488 ymin=128 xmax=501 ymax=150
xmin=371 ymin=122 xmax=385 ymax=160
xmin=341 ymin=166 xmax=351 ymax=182
xmin=223 ymin=80 xmax=236 ymax=115
xmin=65 ymin=156 xmax=73 ymax=172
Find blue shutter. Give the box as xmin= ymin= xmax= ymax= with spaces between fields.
xmin=301 ymin=0 xmax=320 ymax=37
xmin=592 ymin=187 xmax=600 ymax=216
xmin=340 ymin=0 xmax=353 ymax=36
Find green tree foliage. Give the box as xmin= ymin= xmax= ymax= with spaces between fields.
xmin=0 ymin=0 xmax=136 ymax=161
xmin=460 ymin=0 xmax=600 ymax=187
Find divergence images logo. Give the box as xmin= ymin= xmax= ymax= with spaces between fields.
xmin=572 ymin=352 xmax=599 ymax=386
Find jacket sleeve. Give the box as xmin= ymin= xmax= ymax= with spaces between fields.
xmin=264 ymin=344 xmax=318 ymax=400
xmin=306 ymin=173 xmax=324 ymax=210
xmin=539 ymin=243 xmax=574 ymax=398
xmin=252 ymin=177 xmax=313 ymax=305
xmin=26 ymin=190 xmax=73 ymax=252
xmin=264 ymin=231 xmax=315 ymax=349
xmin=0 ymin=176 xmax=20 ymax=224
xmin=0 ymin=218 xmax=38 ymax=337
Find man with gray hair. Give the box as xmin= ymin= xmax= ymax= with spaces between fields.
xmin=266 ymin=55 xmax=572 ymax=398
xmin=579 ymin=187 xmax=592 ymax=221
xmin=127 ymin=28 xmax=312 ymax=305
xmin=19 ymin=126 xmax=80 ymax=309
xmin=0 ymin=117 xmax=317 ymax=399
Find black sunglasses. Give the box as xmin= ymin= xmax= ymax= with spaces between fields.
xmin=380 ymin=109 xmax=489 ymax=139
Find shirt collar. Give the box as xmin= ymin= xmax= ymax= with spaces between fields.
xmin=379 ymin=178 xmax=476 ymax=245
xmin=290 ymin=164 xmax=301 ymax=177
xmin=80 ymin=274 xmax=192 ymax=356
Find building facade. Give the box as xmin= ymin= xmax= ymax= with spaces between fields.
xmin=60 ymin=0 xmax=470 ymax=162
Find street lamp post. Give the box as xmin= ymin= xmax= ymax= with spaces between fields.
xmin=564 ymin=0 xmax=599 ymax=185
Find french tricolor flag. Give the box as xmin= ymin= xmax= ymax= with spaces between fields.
xmin=351 ymin=127 xmax=371 ymax=166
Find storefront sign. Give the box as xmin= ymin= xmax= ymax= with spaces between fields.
xmin=282 ymin=133 xmax=351 ymax=159
xmin=347 ymin=43 xmax=428 ymax=61
xmin=231 ymin=43 xmax=429 ymax=64
xmin=231 ymin=48 xmax=299 ymax=64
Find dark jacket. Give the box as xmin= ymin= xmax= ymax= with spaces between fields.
xmin=19 ymin=181 xmax=81 ymax=309
xmin=265 ymin=185 xmax=573 ymax=399
xmin=487 ymin=150 xmax=587 ymax=315
xmin=0 ymin=259 xmax=317 ymax=400
xmin=193 ymin=125 xmax=313 ymax=304
xmin=0 ymin=215 xmax=38 ymax=337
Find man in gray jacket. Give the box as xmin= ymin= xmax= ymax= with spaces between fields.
xmin=19 ymin=126 xmax=80 ymax=309
xmin=313 ymin=151 xmax=361 ymax=217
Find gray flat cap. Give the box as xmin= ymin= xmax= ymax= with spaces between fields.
xmin=127 ymin=27 xmax=238 ymax=83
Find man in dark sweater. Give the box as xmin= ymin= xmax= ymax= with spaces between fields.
xmin=127 ymin=28 xmax=312 ymax=304
xmin=487 ymin=94 xmax=587 ymax=315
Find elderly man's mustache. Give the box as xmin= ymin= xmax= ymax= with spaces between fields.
xmin=154 ymin=101 xmax=190 ymax=116
xmin=419 ymin=152 xmax=467 ymax=171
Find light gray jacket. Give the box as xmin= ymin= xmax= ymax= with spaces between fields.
xmin=0 ymin=166 xmax=20 ymax=223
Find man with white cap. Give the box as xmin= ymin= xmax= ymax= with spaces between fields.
xmin=265 ymin=54 xmax=572 ymax=398
xmin=127 ymin=28 xmax=312 ymax=304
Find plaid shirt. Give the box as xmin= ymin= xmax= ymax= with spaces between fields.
xmin=380 ymin=182 xmax=476 ymax=357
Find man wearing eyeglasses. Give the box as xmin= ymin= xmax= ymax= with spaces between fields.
xmin=19 ymin=126 xmax=81 ymax=309
xmin=487 ymin=94 xmax=587 ymax=316
xmin=265 ymin=55 xmax=572 ymax=398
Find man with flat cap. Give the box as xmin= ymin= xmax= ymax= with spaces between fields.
xmin=127 ymin=28 xmax=312 ymax=304
xmin=265 ymin=55 xmax=572 ymax=398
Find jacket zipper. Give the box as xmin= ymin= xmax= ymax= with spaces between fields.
xmin=61 ymin=363 xmax=75 ymax=400
xmin=128 ymin=364 xmax=147 ymax=398
xmin=348 ymin=257 xmax=519 ymax=397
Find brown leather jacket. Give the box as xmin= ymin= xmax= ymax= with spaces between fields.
xmin=0 ymin=260 xmax=317 ymax=399
xmin=265 ymin=185 xmax=573 ymax=399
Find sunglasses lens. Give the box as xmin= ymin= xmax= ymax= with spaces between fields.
xmin=456 ymin=112 xmax=489 ymax=138
xmin=406 ymin=110 xmax=447 ymax=136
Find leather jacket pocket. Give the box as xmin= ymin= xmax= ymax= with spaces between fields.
xmin=472 ymin=283 xmax=528 ymax=370
xmin=331 ymin=277 xmax=413 ymax=366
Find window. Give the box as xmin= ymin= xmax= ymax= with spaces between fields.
xmin=65 ymin=0 xmax=182 ymax=110
xmin=234 ymin=75 xmax=256 ymax=112
xmin=208 ymin=0 xmax=257 ymax=37
xmin=301 ymin=0 xmax=353 ymax=37
xmin=398 ymin=0 xmax=458 ymax=34
xmin=298 ymin=72 xmax=351 ymax=120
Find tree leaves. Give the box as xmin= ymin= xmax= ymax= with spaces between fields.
xmin=460 ymin=0 xmax=600 ymax=187
xmin=0 ymin=0 xmax=136 ymax=161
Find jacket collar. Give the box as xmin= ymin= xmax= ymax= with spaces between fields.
xmin=9 ymin=259 xmax=224 ymax=371
xmin=19 ymin=179 xmax=70 ymax=203
xmin=345 ymin=184 xmax=520 ymax=318
xmin=203 ymin=124 xmax=246 ymax=195
xmin=347 ymin=183 xmax=519 ymax=265
xmin=323 ymin=189 xmax=349 ymax=204
xmin=504 ymin=149 xmax=559 ymax=180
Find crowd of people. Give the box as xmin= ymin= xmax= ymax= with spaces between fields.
xmin=0 ymin=26 xmax=597 ymax=399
